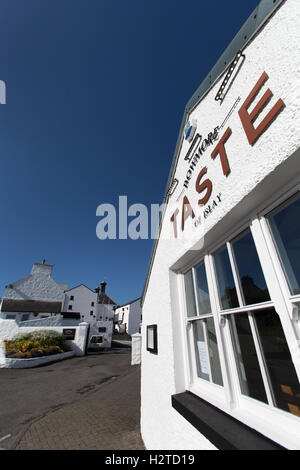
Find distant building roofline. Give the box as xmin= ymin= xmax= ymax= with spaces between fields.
xmin=66 ymin=284 xmax=96 ymax=294
xmin=115 ymin=297 xmax=142 ymax=309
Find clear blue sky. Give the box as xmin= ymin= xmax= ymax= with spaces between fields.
xmin=0 ymin=0 xmax=259 ymax=305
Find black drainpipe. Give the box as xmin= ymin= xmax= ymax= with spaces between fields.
xmin=84 ymin=323 xmax=90 ymax=355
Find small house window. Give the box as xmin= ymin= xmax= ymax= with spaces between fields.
xmin=70 ymin=296 xmax=74 ymax=300
xmin=68 ymin=305 xmax=72 ymax=310
xmin=91 ymin=302 xmax=94 ymax=306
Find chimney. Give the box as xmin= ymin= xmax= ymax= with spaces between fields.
xmin=100 ymin=281 xmax=107 ymax=293
xmin=31 ymin=261 xmax=53 ymax=277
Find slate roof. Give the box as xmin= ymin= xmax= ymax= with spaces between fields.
xmin=115 ymin=297 xmax=141 ymax=309
xmin=1 ymin=299 xmax=62 ymax=313
xmin=98 ymin=293 xmax=116 ymax=305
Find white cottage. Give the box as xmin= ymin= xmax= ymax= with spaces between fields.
xmin=63 ymin=281 xmax=116 ymax=325
xmin=0 ymin=261 xmax=66 ymax=322
xmin=141 ymin=0 xmax=300 ymax=450
xmin=114 ymin=297 xmax=142 ymax=335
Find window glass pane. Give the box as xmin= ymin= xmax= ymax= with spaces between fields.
xmin=213 ymin=246 xmax=239 ymax=310
xmin=254 ymin=308 xmax=300 ymax=417
xmin=206 ymin=317 xmax=223 ymax=386
xmin=184 ymin=270 xmax=197 ymax=318
xmin=193 ymin=319 xmax=223 ymax=386
xmin=193 ymin=320 xmax=209 ymax=381
xmin=267 ymin=193 xmax=300 ymax=295
xmin=195 ymin=262 xmax=211 ymax=315
xmin=230 ymin=313 xmax=268 ymax=404
xmin=232 ymin=230 xmax=270 ymax=305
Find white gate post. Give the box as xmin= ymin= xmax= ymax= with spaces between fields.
xmin=131 ymin=333 xmax=142 ymax=365
xmin=75 ymin=322 xmax=90 ymax=356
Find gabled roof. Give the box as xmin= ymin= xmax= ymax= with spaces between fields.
xmin=5 ymin=274 xmax=32 ymax=290
xmin=115 ymin=297 xmax=141 ymax=309
xmin=66 ymin=284 xmax=116 ymax=305
xmin=98 ymin=293 xmax=116 ymax=305
xmin=66 ymin=284 xmax=96 ymax=294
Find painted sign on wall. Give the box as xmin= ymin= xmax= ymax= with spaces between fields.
xmin=170 ymin=71 xmax=285 ymax=238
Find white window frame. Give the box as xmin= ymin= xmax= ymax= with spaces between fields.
xmin=179 ymin=186 xmax=300 ymax=449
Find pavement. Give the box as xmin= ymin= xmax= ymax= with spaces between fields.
xmin=0 ymin=341 xmax=145 ymax=450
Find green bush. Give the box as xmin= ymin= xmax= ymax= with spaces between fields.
xmin=5 ymin=330 xmax=71 ymax=358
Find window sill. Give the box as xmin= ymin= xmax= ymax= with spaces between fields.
xmin=171 ymin=391 xmax=286 ymax=450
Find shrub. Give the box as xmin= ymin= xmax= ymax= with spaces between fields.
xmin=5 ymin=329 xmax=71 ymax=358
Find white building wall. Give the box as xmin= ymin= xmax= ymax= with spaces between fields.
xmin=88 ymin=321 xmax=113 ymax=349
xmin=3 ymin=264 xmax=65 ymax=302
xmin=141 ymin=0 xmax=300 ymax=450
xmin=114 ymin=305 xmax=129 ymax=331
xmin=115 ymin=299 xmax=142 ymax=335
xmin=63 ymin=285 xmax=115 ymax=327
xmin=128 ymin=299 xmax=142 ymax=335
xmin=63 ymin=285 xmax=97 ymax=322
xmin=0 ymin=263 xmax=65 ymax=321
xmin=97 ymin=303 xmax=115 ymax=322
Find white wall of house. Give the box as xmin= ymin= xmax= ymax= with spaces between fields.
xmin=141 ymin=0 xmax=300 ymax=450
xmin=0 ymin=263 xmax=65 ymax=322
xmin=115 ymin=305 xmax=129 ymax=330
xmin=97 ymin=303 xmax=114 ymax=321
xmin=128 ymin=299 xmax=142 ymax=335
xmin=88 ymin=321 xmax=113 ymax=349
xmin=63 ymin=285 xmax=115 ymax=324
xmin=63 ymin=284 xmax=97 ymax=322
xmin=115 ymin=298 xmax=142 ymax=335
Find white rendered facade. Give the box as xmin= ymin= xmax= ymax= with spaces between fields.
xmin=114 ymin=298 xmax=142 ymax=335
xmin=63 ymin=283 xmax=116 ymax=325
xmin=88 ymin=321 xmax=113 ymax=350
xmin=0 ymin=262 xmax=65 ymax=322
xmin=141 ymin=0 xmax=300 ymax=450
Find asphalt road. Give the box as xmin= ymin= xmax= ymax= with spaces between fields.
xmin=0 ymin=342 xmax=141 ymax=450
